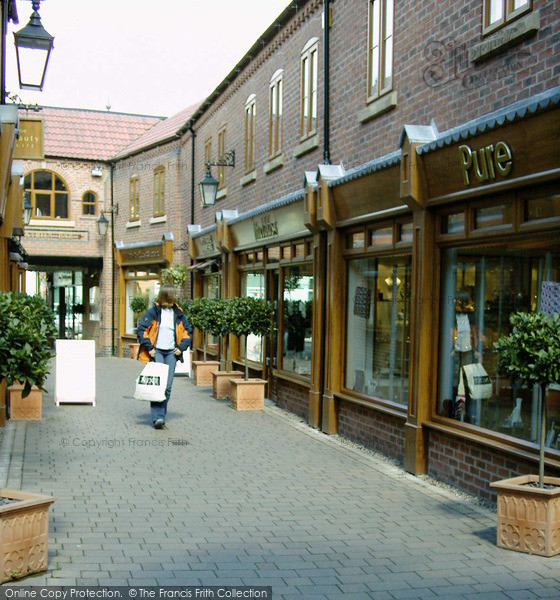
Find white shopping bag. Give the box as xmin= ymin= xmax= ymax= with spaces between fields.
xmin=134 ymin=362 xmax=169 ymax=402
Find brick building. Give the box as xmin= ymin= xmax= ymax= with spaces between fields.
xmin=19 ymin=106 xmax=162 ymax=355
xmin=20 ymin=0 xmax=560 ymax=503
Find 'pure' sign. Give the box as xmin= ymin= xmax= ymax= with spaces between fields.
xmin=459 ymin=141 xmax=513 ymax=186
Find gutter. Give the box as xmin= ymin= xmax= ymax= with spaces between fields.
xmin=323 ymin=0 xmax=331 ymax=164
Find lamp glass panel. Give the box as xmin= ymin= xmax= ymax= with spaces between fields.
xmin=16 ymin=46 xmax=49 ymax=90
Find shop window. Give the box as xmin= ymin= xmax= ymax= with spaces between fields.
xmin=367 ymin=0 xmax=394 ymax=101
xmin=281 ymin=246 xmax=291 ymax=260
xmin=82 ymin=191 xmax=97 ymax=216
xmin=153 ymin=167 xmax=165 ymax=217
xmin=370 ymin=225 xmax=393 ymax=246
xmin=441 ymin=211 xmax=466 ymax=235
xmin=24 ymin=170 xmax=69 ymax=220
xmin=294 ymin=244 xmax=305 ymax=259
xmin=300 ymin=38 xmax=318 ymax=139
xmin=347 ymin=231 xmax=366 ymax=249
xmin=239 ymin=272 xmax=265 ymax=363
xmin=245 ymin=94 xmax=256 ymax=173
xmin=282 ymin=264 xmax=313 ymax=377
xmin=217 ymin=126 xmax=227 ymax=189
xmin=202 ymin=272 xmax=220 ymax=350
xmin=126 ymin=278 xmax=159 ymax=334
xmin=256 ymin=250 xmax=264 ymax=263
xmin=269 ymin=69 xmax=283 ymax=158
xmin=524 ymin=194 xmax=560 ymax=223
xmin=437 ymin=246 xmax=560 ymax=449
xmin=483 ymin=0 xmax=531 ymax=34
xmin=267 ymin=247 xmax=281 ymax=263
xmin=346 ymin=256 xmax=411 ymax=405
xmin=474 ymin=203 xmax=513 ymax=229
xmin=398 ymin=222 xmax=413 ymax=244
xmin=129 ymin=177 xmax=140 ymax=221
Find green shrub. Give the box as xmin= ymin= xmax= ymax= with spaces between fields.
xmin=0 ymin=292 xmax=57 ymax=397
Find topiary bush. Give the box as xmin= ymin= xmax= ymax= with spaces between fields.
xmin=0 ymin=292 xmax=57 ymax=398
xmin=228 ymin=296 xmax=273 ymax=379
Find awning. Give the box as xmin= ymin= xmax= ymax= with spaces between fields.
xmin=187 ymin=259 xmax=218 ymax=272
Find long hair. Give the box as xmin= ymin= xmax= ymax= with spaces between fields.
xmin=157 ymin=284 xmax=177 ymax=308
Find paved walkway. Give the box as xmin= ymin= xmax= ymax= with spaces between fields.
xmin=1 ymin=357 xmax=559 ymax=598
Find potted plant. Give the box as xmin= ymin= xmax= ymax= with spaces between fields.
xmin=161 ymin=264 xmax=189 ymax=296
xmin=0 ymin=292 xmax=56 ymax=420
xmin=227 ymin=296 xmax=273 ymax=410
xmin=184 ymin=297 xmax=219 ymax=386
xmin=207 ymin=298 xmax=243 ymax=400
xmin=491 ymin=311 xmax=560 ymax=556
xmin=128 ymin=295 xmax=148 ymax=358
xmin=0 ymin=293 xmax=56 ymax=581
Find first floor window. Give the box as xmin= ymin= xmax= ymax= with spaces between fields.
xmin=484 ymin=0 xmax=531 ymax=33
xmin=130 ymin=177 xmax=140 ymax=221
xmin=301 ymin=38 xmax=318 ymax=138
xmin=368 ymin=0 xmax=393 ymax=100
xmin=438 ymin=245 xmax=560 ymax=449
xmin=345 ymin=255 xmax=411 ymax=405
xmin=24 ymin=170 xmax=69 ymax=220
xmin=82 ymin=191 xmax=97 ymax=216
xmin=282 ymin=264 xmax=313 ymax=376
xmin=153 ymin=168 xmax=165 ymax=216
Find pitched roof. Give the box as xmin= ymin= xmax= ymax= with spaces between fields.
xmin=18 ymin=106 xmax=164 ymax=161
xmin=112 ymin=102 xmax=201 ymax=159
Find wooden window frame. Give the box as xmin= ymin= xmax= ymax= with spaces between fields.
xmin=82 ymin=191 xmax=97 ymax=216
xmin=245 ymin=94 xmax=256 ymax=173
xmin=129 ymin=176 xmax=140 ymax=222
xmin=300 ymin=38 xmax=318 ymax=140
xmin=367 ymin=0 xmax=394 ymax=103
xmin=269 ymin=69 xmax=283 ymax=158
xmin=153 ymin=167 xmax=165 ymax=217
xmin=483 ymin=0 xmax=532 ymax=35
xmin=24 ymin=170 xmax=70 ymax=221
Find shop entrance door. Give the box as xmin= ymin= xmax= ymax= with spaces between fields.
xmin=52 ymin=271 xmax=83 ymax=340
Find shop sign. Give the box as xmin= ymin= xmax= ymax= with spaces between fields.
xmin=14 ymin=119 xmax=44 ymax=159
xmin=120 ymin=244 xmax=164 ymax=265
xmin=199 ymin=234 xmax=216 ymax=253
xmin=253 ymin=214 xmax=279 ymax=240
xmin=459 ymin=141 xmax=513 ymax=186
xmin=53 ymin=272 xmax=73 ymax=287
xmin=24 ymin=229 xmax=89 ymax=241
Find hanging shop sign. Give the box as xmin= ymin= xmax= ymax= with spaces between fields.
xmin=119 ymin=243 xmax=165 ymax=266
xmin=190 ymin=228 xmax=219 ymax=260
xmin=14 ymin=118 xmax=44 ymax=160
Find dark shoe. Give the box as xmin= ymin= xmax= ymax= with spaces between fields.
xmin=154 ymin=419 xmax=165 ymax=429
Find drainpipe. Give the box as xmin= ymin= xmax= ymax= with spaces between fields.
xmin=110 ymin=160 xmax=116 ymax=356
xmin=323 ymin=0 xmax=331 ymax=165
xmin=186 ymin=120 xmax=196 ymax=299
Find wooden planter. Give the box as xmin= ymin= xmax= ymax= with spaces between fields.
xmin=229 ymin=378 xmax=266 ymax=411
xmin=128 ymin=343 xmax=140 ymax=359
xmin=8 ymin=383 xmax=43 ymax=421
xmin=0 ymin=488 xmax=55 ymax=582
xmin=192 ymin=361 xmax=220 ymax=386
xmin=212 ymin=371 xmax=244 ymax=399
xmin=490 ymin=474 xmax=560 ymax=556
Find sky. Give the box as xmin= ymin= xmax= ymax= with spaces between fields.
xmin=5 ymin=0 xmax=294 ymax=117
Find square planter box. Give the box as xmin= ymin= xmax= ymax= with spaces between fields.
xmin=0 ymin=488 xmax=55 ymax=583
xmin=490 ymin=474 xmax=560 ymax=556
xmin=8 ymin=383 xmax=43 ymax=421
xmin=212 ymin=371 xmax=244 ymax=400
xmin=229 ymin=378 xmax=266 ymax=411
xmin=192 ymin=361 xmax=220 ymax=386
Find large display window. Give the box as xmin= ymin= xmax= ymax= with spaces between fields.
xmin=124 ymin=267 xmax=160 ymax=334
xmin=281 ymin=264 xmax=313 ymax=376
xmin=239 ymin=271 xmax=265 ymax=362
xmin=438 ymin=245 xmax=560 ymax=449
xmin=345 ymin=255 xmax=411 ymax=405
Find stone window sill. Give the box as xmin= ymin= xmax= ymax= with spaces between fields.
xmin=293 ymin=134 xmax=319 ymax=159
xmin=240 ymin=170 xmax=257 ymax=187
xmin=358 ymin=91 xmax=397 ymax=124
xmin=264 ymin=153 xmax=284 ymax=174
xmin=216 ymin=187 xmax=227 ymax=200
xmin=126 ymin=220 xmax=141 ymax=229
xmin=150 ymin=215 xmax=167 ymax=225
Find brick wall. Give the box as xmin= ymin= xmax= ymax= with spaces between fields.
xmin=429 ymin=429 xmax=560 ymax=502
xmin=275 ymin=378 xmax=309 ymax=420
xmin=338 ymin=400 xmax=406 ymax=463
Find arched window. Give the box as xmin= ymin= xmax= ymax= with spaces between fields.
xmin=82 ymin=191 xmax=97 ymax=216
xmin=269 ymin=69 xmax=283 ymax=157
xmin=301 ymin=38 xmax=318 ymax=138
xmin=23 ymin=170 xmax=69 ymax=220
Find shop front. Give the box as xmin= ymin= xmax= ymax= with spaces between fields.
xmin=417 ymin=89 xmax=560 ymax=498
xmin=115 ymin=234 xmax=173 ymax=357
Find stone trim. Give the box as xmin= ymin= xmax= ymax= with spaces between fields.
xmin=240 ymin=170 xmax=257 ymax=187
xmin=126 ymin=220 xmax=141 ymax=229
xmin=149 ymin=215 xmax=167 ymax=225
xmin=358 ymin=91 xmax=398 ymax=124
xmin=264 ymin=153 xmax=284 ymax=174
xmin=293 ymin=134 xmax=319 ymax=159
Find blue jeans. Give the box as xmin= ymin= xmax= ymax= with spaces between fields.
xmin=150 ymin=348 xmax=177 ymax=423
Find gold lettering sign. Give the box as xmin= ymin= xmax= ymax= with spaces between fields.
xmin=459 ymin=141 xmax=513 ymax=186
xmin=120 ymin=244 xmax=164 ymax=265
xmin=14 ymin=119 xmax=44 ymax=160
xmin=24 ymin=230 xmax=88 ymax=241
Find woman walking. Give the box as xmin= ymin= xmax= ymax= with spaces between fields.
xmin=137 ymin=284 xmax=192 ymax=429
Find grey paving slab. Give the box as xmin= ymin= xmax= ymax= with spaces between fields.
xmin=1 ymin=357 xmax=559 ymax=598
